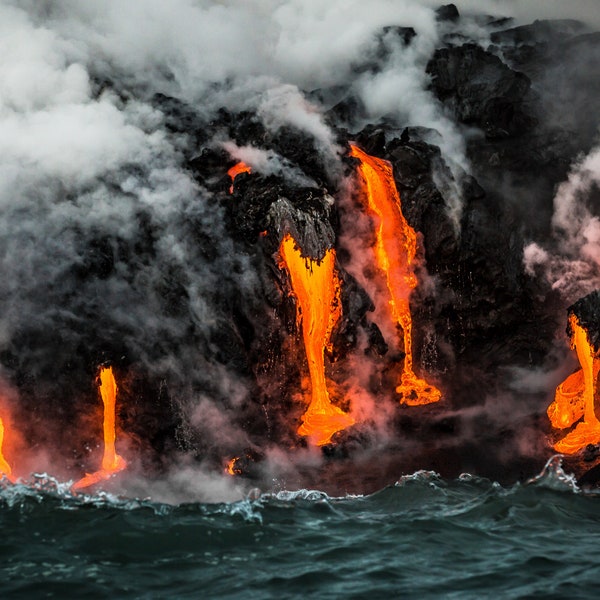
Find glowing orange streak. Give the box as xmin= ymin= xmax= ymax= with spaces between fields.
xmin=73 ymin=367 xmax=127 ymax=491
xmin=226 ymin=457 xmax=240 ymax=476
xmin=553 ymin=316 xmax=600 ymax=454
xmin=349 ymin=144 xmax=441 ymax=405
xmin=0 ymin=418 xmax=15 ymax=483
xmin=227 ymin=161 xmax=251 ymax=194
xmin=279 ymin=234 xmax=354 ymax=445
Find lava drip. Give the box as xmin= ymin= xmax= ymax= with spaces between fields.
xmin=349 ymin=144 xmax=441 ymax=405
xmin=278 ymin=233 xmax=355 ymax=445
xmin=227 ymin=161 xmax=251 ymax=194
xmin=549 ymin=315 xmax=600 ymax=454
xmin=73 ymin=367 xmax=127 ymax=490
xmin=0 ymin=418 xmax=15 ymax=483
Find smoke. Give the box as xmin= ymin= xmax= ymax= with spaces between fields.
xmin=524 ymin=144 xmax=600 ymax=301
xmin=16 ymin=0 xmax=477 ymax=200
xmin=452 ymin=0 xmax=600 ymax=29
xmin=222 ymin=141 xmax=317 ymax=188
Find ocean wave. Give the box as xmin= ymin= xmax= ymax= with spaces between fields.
xmin=0 ymin=457 xmax=596 ymax=520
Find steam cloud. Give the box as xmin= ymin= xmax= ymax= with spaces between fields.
xmin=524 ymin=145 xmax=600 ymax=301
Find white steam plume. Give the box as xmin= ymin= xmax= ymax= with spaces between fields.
xmin=524 ymin=144 xmax=600 ymax=301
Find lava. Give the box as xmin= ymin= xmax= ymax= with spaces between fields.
xmin=0 ymin=417 xmax=15 ymax=483
xmin=227 ymin=161 xmax=251 ymax=194
xmin=226 ymin=457 xmax=242 ymax=476
xmin=278 ymin=233 xmax=355 ymax=445
xmin=72 ymin=366 xmax=127 ymax=490
xmin=349 ymin=144 xmax=441 ymax=405
xmin=550 ymin=315 xmax=600 ymax=454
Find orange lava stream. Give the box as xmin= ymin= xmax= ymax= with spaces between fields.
xmin=279 ymin=234 xmax=355 ymax=445
xmin=0 ymin=417 xmax=15 ymax=483
xmin=227 ymin=161 xmax=252 ymax=194
xmin=349 ymin=144 xmax=441 ymax=406
xmin=72 ymin=367 xmax=127 ymax=490
xmin=226 ymin=457 xmax=241 ymax=476
xmin=551 ymin=315 xmax=600 ymax=454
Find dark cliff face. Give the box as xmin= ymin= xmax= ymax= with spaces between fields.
xmin=2 ymin=4 xmax=600 ymax=489
xmin=568 ymin=291 xmax=600 ymax=354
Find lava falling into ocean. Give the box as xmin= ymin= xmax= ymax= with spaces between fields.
xmin=228 ymin=161 xmax=252 ymax=194
xmin=72 ymin=367 xmax=127 ymax=491
xmin=0 ymin=417 xmax=14 ymax=483
xmin=549 ymin=315 xmax=600 ymax=454
xmin=349 ymin=144 xmax=442 ymax=406
xmin=278 ymin=233 xmax=355 ymax=445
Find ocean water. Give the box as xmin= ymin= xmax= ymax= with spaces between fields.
xmin=1 ymin=458 xmax=599 ymax=599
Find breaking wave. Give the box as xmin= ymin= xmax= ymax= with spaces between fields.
xmin=2 ymin=461 xmax=600 ymax=598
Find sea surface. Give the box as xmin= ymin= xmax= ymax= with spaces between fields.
xmin=1 ymin=458 xmax=599 ymax=599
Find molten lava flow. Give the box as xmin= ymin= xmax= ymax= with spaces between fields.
xmin=279 ymin=233 xmax=355 ymax=445
xmin=72 ymin=367 xmax=127 ymax=490
xmin=547 ymin=369 xmax=584 ymax=430
xmin=226 ymin=457 xmax=242 ymax=476
xmin=0 ymin=417 xmax=15 ymax=483
xmin=349 ymin=144 xmax=441 ymax=406
xmin=227 ymin=161 xmax=251 ymax=194
xmin=551 ymin=315 xmax=600 ymax=454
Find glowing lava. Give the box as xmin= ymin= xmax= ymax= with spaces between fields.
xmin=550 ymin=315 xmax=600 ymax=454
xmin=349 ymin=144 xmax=441 ymax=406
xmin=72 ymin=367 xmax=127 ymax=490
xmin=227 ymin=161 xmax=251 ymax=194
xmin=278 ymin=233 xmax=355 ymax=445
xmin=0 ymin=418 xmax=15 ymax=483
xmin=226 ymin=457 xmax=242 ymax=476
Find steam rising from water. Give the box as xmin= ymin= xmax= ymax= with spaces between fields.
xmin=524 ymin=144 xmax=600 ymax=301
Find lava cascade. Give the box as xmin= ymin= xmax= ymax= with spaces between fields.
xmin=349 ymin=144 xmax=441 ymax=405
xmin=0 ymin=417 xmax=15 ymax=482
xmin=73 ymin=366 xmax=127 ymax=490
xmin=227 ymin=161 xmax=251 ymax=194
xmin=550 ymin=315 xmax=600 ymax=454
xmin=278 ymin=233 xmax=355 ymax=445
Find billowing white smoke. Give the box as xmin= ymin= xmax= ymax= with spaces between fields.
xmin=524 ymin=144 xmax=600 ymax=302
xmin=0 ymin=0 xmax=470 ymax=450
xmin=14 ymin=0 xmax=471 ymax=186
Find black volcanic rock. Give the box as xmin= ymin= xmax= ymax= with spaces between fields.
xmin=353 ymin=125 xmax=387 ymax=156
xmin=426 ymin=44 xmax=534 ymax=138
xmin=187 ymin=147 xmax=231 ymax=187
xmin=326 ymin=94 xmax=366 ymax=128
xmin=491 ymin=19 xmax=586 ymax=45
xmin=384 ymin=134 xmax=459 ymax=268
xmin=265 ymin=194 xmax=336 ymax=261
xmin=381 ymin=25 xmax=417 ymax=46
xmin=3 ymin=7 xmax=599 ymax=489
xmin=348 ymin=118 xmax=560 ymax=376
xmin=152 ymin=92 xmax=208 ymax=146
xmin=435 ymin=4 xmax=459 ymax=23
xmin=352 ymin=25 xmax=418 ymax=76
xmin=495 ymin=28 xmax=600 ymax=151
xmin=567 ymin=291 xmax=600 ymax=354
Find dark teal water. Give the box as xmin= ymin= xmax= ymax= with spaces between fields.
xmin=1 ymin=460 xmax=599 ymax=599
